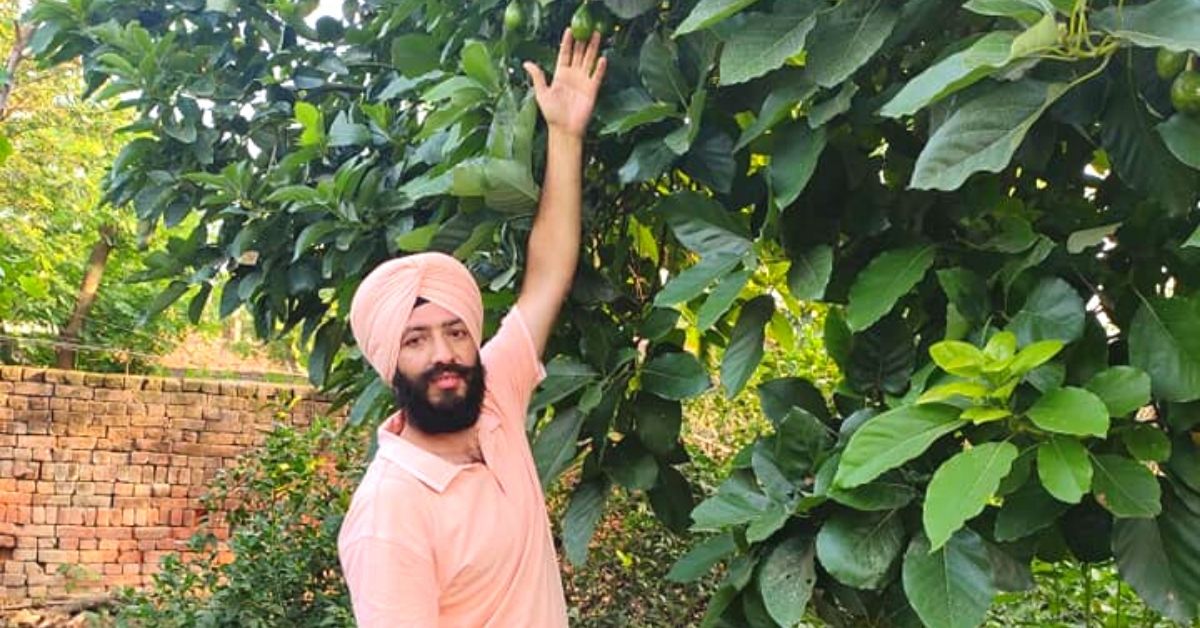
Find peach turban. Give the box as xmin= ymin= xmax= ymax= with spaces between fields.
xmin=349 ymin=252 xmax=484 ymax=382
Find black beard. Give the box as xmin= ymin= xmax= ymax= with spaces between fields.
xmin=391 ymin=361 xmax=486 ymax=434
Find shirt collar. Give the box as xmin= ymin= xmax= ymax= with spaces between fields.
xmin=374 ymin=410 xmax=501 ymax=493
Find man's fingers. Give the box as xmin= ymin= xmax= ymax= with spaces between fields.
xmin=590 ymin=56 xmax=608 ymax=87
xmin=572 ymin=34 xmax=587 ymax=67
xmin=582 ymin=31 xmax=600 ymax=73
xmin=523 ymin=62 xmax=548 ymax=93
xmin=556 ymin=28 xmax=573 ymax=72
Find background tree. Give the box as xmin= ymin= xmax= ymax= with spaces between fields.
xmin=1 ymin=0 xmax=199 ymax=371
xmin=26 ymin=0 xmax=1200 ymax=625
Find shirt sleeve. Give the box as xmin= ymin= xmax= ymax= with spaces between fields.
xmin=480 ymin=305 xmax=547 ymax=423
xmin=340 ymin=534 xmax=440 ymax=627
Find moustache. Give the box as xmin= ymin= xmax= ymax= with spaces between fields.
xmin=417 ymin=363 xmax=473 ymax=386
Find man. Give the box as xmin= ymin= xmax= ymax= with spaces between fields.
xmin=337 ymin=29 xmax=607 ymax=627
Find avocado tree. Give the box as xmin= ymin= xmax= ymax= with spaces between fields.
xmin=27 ymin=0 xmax=1200 ymax=625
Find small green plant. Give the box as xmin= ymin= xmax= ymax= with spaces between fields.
xmin=114 ymin=418 xmax=363 ymax=627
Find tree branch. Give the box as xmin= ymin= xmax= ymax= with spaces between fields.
xmin=0 ymin=21 xmax=34 ymax=121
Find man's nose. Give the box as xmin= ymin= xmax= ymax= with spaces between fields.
xmin=429 ymin=332 xmax=456 ymax=364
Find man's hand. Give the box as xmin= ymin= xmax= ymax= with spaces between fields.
xmin=523 ymin=29 xmax=607 ymax=138
xmin=514 ymin=30 xmax=607 ymax=355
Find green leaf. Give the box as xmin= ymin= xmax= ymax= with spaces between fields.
xmin=618 ymin=140 xmax=687 ymax=183
xmin=293 ymin=101 xmax=326 ymax=148
xmin=985 ymin=331 xmax=1018 ymax=361
xmin=0 ymin=133 xmax=12 ymax=165
xmin=697 ymin=268 xmax=752 ymax=331
xmin=911 ymin=80 xmax=1068 ymax=191
xmin=649 ymin=465 xmax=695 ymax=533
xmin=601 ymin=90 xmax=679 ymax=136
xmin=390 ymin=34 xmax=440 ymax=76
xmin=1112 ymin=487 xmax=1200 ymax=623
xmin=929 ymin=340 xmax=986 ymax=377
xmin=846 ymin=245 xmax=936 ymax=331
xmin=719 ymin=11 xmax=817 ymax=86
xmin=668 ymin=532 xmax=737 ymax=582
xmin=1085 ymin=366 xmax=1152 ymax=417
xmin=1026 ymin=386 xmax=1110 ymax=437
xmin=532 ymin=408 xmax=586 ymax=487
xmin=757 ymin=377 xmax=830 ymax=425
xmin=902 ymin=530 xmax=996 ymax=628
xmin=735 ymin=79 xmax=817 ymax=150
xmin=657 ymin=191 xmax=752 ymax=257
xmin=141 ymin=280 xmax=190 ymax=325
xmin=601 ymin=0 xmax=659 ymax=19
xmin=1124 ymin=424 xmax=1172 ymax=463
xmin=722 ymin=296 xmax=775 ymax=397
xmin=773 ymin=408 xmax=834 ymax=478
xmin=802 ymin=0 xmax=899 ymax=88
xmin=394 ymin=224 xmax=438 ymax=253
xmin=691 ymin=474 xmax=771 ymax=530
xmin=924 ymin=442 xmax=1019 ymax=550
xmin=770 ymin=123 xmax=827 ymax=209
xmin=643 ymin=352 xmax=711 ymax=400
xmin=963 ymin=0 xmax=1054 ymax=23
xmin=481 ymin=158 xmax=540 ymax=214
xmin=532 ymin=356 xmax=598 ymax=410
xmin=640 ymin=32 xmax=689 ymax=104
xmin=918 ymin=381 xmax=990 ymax=404
xmin=1158 ymin=114 xmax=1200 ymax=170
xmin=635 ymin=395 xmax=683 ymax=457
xmin=328 ymin=111 xmax=371 ymax=147
xmin=828 ymin=479 xmax=918 ymax=511
xmin=937 ymin=267 xmax=990 ymax=322
xmin=1037 ymin=436 xmax=1092 ymax=504
xmin=881 ymin=17 xmax=1058 ymax=118
xmin=682 ymin=129 xmax=736 ymax=194
xmin=1007 ymin=339 xmax=1064 ymax=377
xmin=1008 ymin=277 xmax=1085 ymax=346
xmin=654 ymin=254 xmax=742 ymax=307
xmin=835 ymin=404 xmax=965 ymax=488
xmin=759 ymin=536 xmax=818 ymax=628
xmin=1101 ymin=73 xmax=1198 ymax=216
xmin=1092 ymin=454 xmax=1162 ymax=518
xmin=460 ymin=40 xmax=500 ymax=94
xmin=845 ymin=314 xmax=916 ymax=396
xmin=786 ymin=245 xmax=833 ymax=301
xmin=1186 ymin=224 xmax=1200 ymax=248
xmin=307 ymin=320 xmax=342 ymax=388
xmin=1093 ymin=0 xmax=1200 ymax=53
xmin=563 ymin=480 xmax=608 ymax=566
xmin=676 ymin=0 xmax=762 ymax=35
xmin=1067 ymin=222 xmax=1122 ymax=254
xmin=1129 ymin=296 xmax=1200 ymax=403
xmin=808 ymin=81 xmax=859 ymax=128
xmin=994 ymin=481 xmax=1070 ymax=541
xmin=816 ymin=509 xmax=906 ymax=590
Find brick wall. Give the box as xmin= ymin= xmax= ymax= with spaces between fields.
xmin=0 ymin=365 xmax=335 ymax=603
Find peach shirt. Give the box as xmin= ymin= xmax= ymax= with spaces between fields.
xmin=337 ymin=308 xmax=567 ymax=627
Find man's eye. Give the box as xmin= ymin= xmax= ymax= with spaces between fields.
xmin=404 ymin=337 xmax=423 ymax=347
xmin=449 ymin=329 xmax=467 ymax=339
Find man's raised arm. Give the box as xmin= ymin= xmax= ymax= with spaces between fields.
xmin=517 ymin=29 xmax=607 ymax=355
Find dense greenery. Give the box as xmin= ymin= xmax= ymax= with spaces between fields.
xmin=27 ymin=0 xmax=1200 ymax=625
xmin=114 ymin=417 xmax=360 ymax=627
xmin=0 ymin=0 xmax=194 ymax=372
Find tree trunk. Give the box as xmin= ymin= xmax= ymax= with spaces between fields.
xmin=56 ymin=225 xmax=117 ymax=370
xmin=0 ymin=21 xmax=34 ymax=121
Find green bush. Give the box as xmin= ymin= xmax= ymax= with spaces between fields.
xmin=114 ymin=418 xmax=362 ymax=627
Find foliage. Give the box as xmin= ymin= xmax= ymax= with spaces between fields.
xmin=28 ymin=0 xmax=1200 ymax=625
xmin=114 ymin=417 xmax=362 ymax=627
xmin=0 ymin=0 xmax=194 ymax=372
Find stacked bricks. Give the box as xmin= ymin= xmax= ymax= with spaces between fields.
xmin=0 ymin=366 xmax=335 ymax=603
